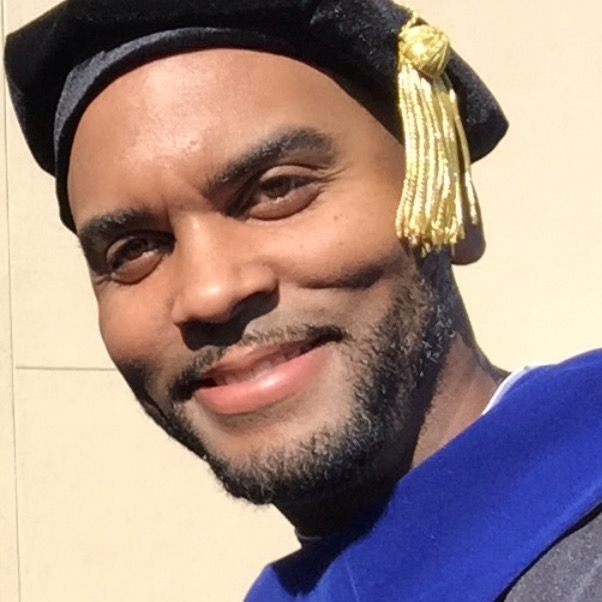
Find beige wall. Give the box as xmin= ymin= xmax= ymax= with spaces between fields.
xmin=2 ymin=1 xmax=601 ymax=601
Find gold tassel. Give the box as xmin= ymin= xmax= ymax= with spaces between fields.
xmin=391 ymin=6 xmax=480 ymax=253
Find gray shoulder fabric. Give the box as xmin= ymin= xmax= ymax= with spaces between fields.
xmin=503 ymin=506 xmax=602 ymax=602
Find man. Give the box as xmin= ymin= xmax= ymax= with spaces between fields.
xmin=4 ymin=0 xmax=602 ymax=600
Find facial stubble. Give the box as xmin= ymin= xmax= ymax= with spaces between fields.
xmin=120 ymin=262 xmax=455 ymax=506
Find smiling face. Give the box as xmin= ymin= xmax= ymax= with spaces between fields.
xmin=68 ymin=49 xmax=454 ymax=505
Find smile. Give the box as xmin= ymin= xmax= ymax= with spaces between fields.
xmin=207 ymin=346 xmax=307 ymax=387
xmin=192 ymin=340 xmax=332 ymax=416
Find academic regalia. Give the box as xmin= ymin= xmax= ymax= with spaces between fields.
xmin=5 ymin=2 xmax=601 ymax=600
xmin=246 ymin=350 xmax=602 ymax=601
xmin=4 ymin=0 xmax=507 ymax=248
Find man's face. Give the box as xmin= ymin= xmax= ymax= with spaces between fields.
xmin=68 ymin=50 xmax=452 ymax=505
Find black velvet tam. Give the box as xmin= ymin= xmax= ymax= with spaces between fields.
xmin=4 ymin=0 xmax=508 ymax=231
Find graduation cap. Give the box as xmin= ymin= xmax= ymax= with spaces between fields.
xmin=4 ymin=0 xmax=508 ymax=251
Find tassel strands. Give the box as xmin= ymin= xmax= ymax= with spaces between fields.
xmin=392 ymin=5 xmax=481 ymax=253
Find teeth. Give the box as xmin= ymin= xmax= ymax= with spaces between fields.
xmin=212 ymin=350 xmax=296 ymax=387
xmin=254 ymin=360 xmax=276 ymax=377
xmin=285 ymin=348 xmax=302 ymax=361
xmin=225 ymin=374 xmax=239 ymax=386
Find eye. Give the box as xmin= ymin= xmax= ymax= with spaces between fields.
xmin=105 ymin=233 xmax=172 ymax=284
xmin=244 ymin=171 xmax=321 ymax=220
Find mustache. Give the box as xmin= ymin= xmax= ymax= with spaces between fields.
xmin=168 ymin=323 xmax=347 ymax=404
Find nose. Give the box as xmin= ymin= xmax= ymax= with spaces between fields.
xmin=169 ymin=221 xmax=278 ymax=328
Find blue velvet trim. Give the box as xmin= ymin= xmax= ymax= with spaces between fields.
xmin=246 ymin=350 xmax=602 ymax=601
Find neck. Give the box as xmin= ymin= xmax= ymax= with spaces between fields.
xmin=411 ymin=337 xmax=507 ymax=467
xmin=276 ymin=336 xmax=507 ymax=538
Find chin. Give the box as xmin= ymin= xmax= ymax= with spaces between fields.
xmin=166 ymin=390 xmax=400 ymax=506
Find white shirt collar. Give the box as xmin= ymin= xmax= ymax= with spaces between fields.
xmin=482 ymin=365 xmax=536 ymax=415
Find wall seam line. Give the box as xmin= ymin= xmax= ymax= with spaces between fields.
xmin=2 ymin=1 xmax=23 ymax=599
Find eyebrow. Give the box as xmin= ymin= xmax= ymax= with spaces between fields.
xmin=77 ymin=127 xmax=339 ymax=255
xmin=203 ymin=127 xmax=339 ymax=196
xmin=78 ymin=207 xmax=157 ymax=263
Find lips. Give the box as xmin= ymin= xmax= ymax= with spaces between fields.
xmin=191 ymin=339 xmax=332 ymax=416
xmin=208 ymin=346 xmax=305 ymax=387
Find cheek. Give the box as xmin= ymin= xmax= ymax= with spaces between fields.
xmin=97 ymin=286 xmax=170 ymax=366
xmin=267 ymin=183 xmax=405 ymax=288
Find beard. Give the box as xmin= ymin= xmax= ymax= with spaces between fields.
xmin=119 ymin=256 xmax=456 ymax=506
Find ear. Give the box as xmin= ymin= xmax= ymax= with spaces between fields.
xmin=451 ymin=207 xmax=486 ymax=265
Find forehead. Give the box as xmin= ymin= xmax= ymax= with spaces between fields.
xmin=71 ymin=48 xmax=371 ymax=159
xmin=68 ymin=48 xmax=392 ymax=222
